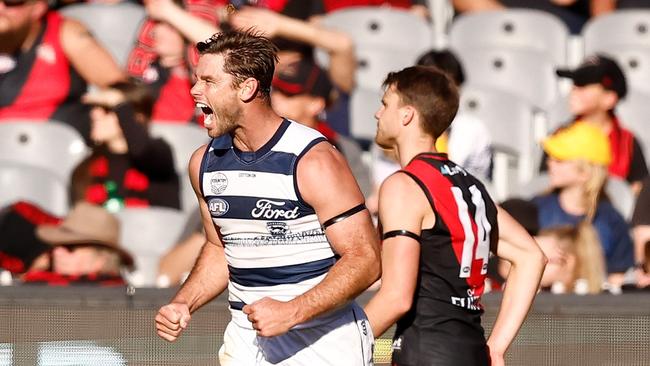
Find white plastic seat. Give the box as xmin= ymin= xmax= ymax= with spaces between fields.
xmin=455 ymin=47 xmax=560 ymax=111
xmin=116 ymin=207 xmax=189 ymax=287
xmin=583 ymin=10 xmax=650 ymax=55
xmin=61 ymin=2 xmax=146 ymax=67
xmin=349 ymin=87 xmax=383 ymax=141
xmin=0 ymin=121 xmax=89 ymax=183
xmin=450 ymin=9 xmax=570 ymax=66
xmin=458 ymin=85 xmax=537 ymax=200
xmin=0 ymin=162 xmax=69 ymax=216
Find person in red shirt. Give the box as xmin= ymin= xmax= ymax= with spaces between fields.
xmin=0 ymin=0 xmax=124 ymax=138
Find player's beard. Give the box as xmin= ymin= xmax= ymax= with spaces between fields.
xmin=207 ymin=103 xmax=242 ymax=139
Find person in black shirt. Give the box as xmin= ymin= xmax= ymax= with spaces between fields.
xmin=631 ymin=176 xmax=650 ymax=288
xmin=364 ymin=66 xmax=546 ymax=366
xmin=71 ymin=80 xmax=180 ymax=210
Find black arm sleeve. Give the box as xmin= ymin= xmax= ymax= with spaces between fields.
xmin=114 ymin=103 xmax=177 ymax=180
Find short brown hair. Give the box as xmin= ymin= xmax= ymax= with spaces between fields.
xmin=197 ymin=29 xmax=278 ymax=101
xmin=383 ymin=66 xmax=459 ymax=139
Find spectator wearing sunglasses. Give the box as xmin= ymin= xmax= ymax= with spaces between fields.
xmin=70 ymin=80 xmax=180 ymax=211
xmin=0 ymin=0 xmax=124 ymax=139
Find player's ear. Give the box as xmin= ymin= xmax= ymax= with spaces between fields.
xmin=239 ymin=78 xmax=259 ymax=102
xmin=401 ymin=106 xmax=415 ymax=126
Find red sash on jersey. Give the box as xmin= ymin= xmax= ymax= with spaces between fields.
xmin=0 ymin=12 xmax=70 ymax=121
xmin=608 ymin=116 xmax=634 ymax=180
xmin=403 ymin=153 xmax=488 ymax=298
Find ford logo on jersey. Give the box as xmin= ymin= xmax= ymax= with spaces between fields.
xmin=208 ymin=198 xmax=230 ymax=216
xmin=251 ymin=199 xmax=299 ymax=220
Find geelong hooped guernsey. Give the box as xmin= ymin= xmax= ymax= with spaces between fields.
xmin=392 ymin=153 xmax=498 ymax=366
xmin=200 ymin=119 xmax=336 ymax=328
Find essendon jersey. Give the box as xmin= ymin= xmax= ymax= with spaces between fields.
xmin=392 ymin=153 xmax=497 ymax=366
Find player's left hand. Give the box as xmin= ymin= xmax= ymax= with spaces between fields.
xmin=242 ymin=297 xmax=298 ymax=337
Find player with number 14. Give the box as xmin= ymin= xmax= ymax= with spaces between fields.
xmin=364 ymin=66 xmax=547 ymax=366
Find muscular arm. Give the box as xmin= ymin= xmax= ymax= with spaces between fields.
xmin=171 ymin=145 xmax=230 ymax=312
xmin=60 ymin=19 xmax=125 ymax=87
xmin=289 ymin=142 xmax=381 ymax=325
xmin=487 ymin=207 xmax=547 ymax=361
xmin=364 ymin=172 xmax=426 ymax=337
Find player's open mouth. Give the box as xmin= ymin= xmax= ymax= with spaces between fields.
xmin=196 ymin=102 xmax=214 ymax=125
xmin=196 ymin=102 xmax=213 ymax=116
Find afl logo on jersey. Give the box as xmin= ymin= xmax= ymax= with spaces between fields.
xmin=208 ymin=198 xmax=229 ymax=216
xmin=210 ymin=173 xmax=228 ymax=194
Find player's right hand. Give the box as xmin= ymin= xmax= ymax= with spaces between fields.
xmin=155 ymin=302 xmax=191 ymax=342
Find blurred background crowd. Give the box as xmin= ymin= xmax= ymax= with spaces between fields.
xmin=1 ymin=0 xmax=650 ymax=296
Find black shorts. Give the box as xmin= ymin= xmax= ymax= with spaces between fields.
xmin=391 ymin=329 xmax=489 ymax=366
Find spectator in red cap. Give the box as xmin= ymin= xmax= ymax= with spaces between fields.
xmin=271 ymin=57 xmax=371 ymax=196
xmin=543 ymin=54 xmax=648 ymax=194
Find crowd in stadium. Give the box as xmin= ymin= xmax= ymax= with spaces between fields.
xmin=1 ymin=0 xmax=650 ymax=297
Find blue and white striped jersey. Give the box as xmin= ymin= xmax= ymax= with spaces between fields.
xmin=199 ymin=119 xmax=336 ymax=325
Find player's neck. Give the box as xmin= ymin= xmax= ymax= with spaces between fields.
xmin=396 ymin=135 xmax=437 ymax=168
xmin=232 ymin=104 xmax=284 ymax=152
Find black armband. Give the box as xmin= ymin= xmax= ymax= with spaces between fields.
xmin=321 ymin=203 xmax=367 ymax=230
xmin=382 ymin=230 xmax=421 ymax=241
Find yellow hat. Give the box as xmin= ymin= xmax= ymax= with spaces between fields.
xmin=542 ymin=122 xmax=612 ymax=166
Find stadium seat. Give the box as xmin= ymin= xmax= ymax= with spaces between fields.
xmin=61 ymin=2 xmax=146 ymax=67
xmin=0 ymin=162 xmax=69 ymax=216
xmin=0 ymin=121 xmax=89 ymax=183
xmin=455 ymin=47 xmax=560 ymax=111
xmin=149 ymin=123 xmax=209 ymax=174
xmin=353 ymin=47 xmax=422 ymax=91
xmin=319 ymin=6 xmax=433 ymax=52
xmin=349 ymin=87 xmax=382 ymax=141
xmin=316 ymin=7 xmax=433 ymax=87
xmin=458 ymin=85 xmax=538 ymax=200
xmin=149 ymin=123 xmax=208 ymax=214
xmin=116 ymin=207 xmax=189 ymax=287
xmin=513 ymin=173 xmax=635 ymax=220
xmin=583 ymin=10 xmax=650 ymax=56
xmin=617 ymin=90 xmax=650 ymax=166
xmin=450 ymin=9 xmax=570 ymax=66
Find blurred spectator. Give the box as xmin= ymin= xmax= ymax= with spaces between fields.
xmin=229 ymin=5 xmax=356 ymax=93
xmin=0 ymin=201 xmax=60 ymax=276
xmin=631 ymin=176 xmax=650 ymax=288
xmin=417 ymin=49 xmax=493 ymax=180
xmin=312 ymin=0 xmax=430 ymax=20
xmin=129 ymin=0 xmax=222 ymax=123
xmin=535 ymin=122 xmax=634 ymax=287
xmin=543 ymin=54 xmax=648 ymax=193
xmin=453 ymin=0 xmax=600 ymax=34
xmin=271 ymin=57 xmax=371 ymax=196
xmin=501 ymin=225 xmax=606 ymax=294
xmin=70 ymin=80 xmax=180 ymax=211
xmin=22 ymin=202 xmax=133 ymax=286
xmin=0 ymin=0 xmax=124 ymax=139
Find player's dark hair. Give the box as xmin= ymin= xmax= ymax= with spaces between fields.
xmin=383 ymin=66 xmax=459 ymax=140
xmin=196 ymin=29 xmax=278 ymax=102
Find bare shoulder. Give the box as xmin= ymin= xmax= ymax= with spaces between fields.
xmin=379 ymin=172 xmax=429 ymax=229
xmin=188 ymin=144 xmax=209 ymax=189
xmin=297 ymin=141 xmax=363 ymax=215
xmin=379 ymin=171 xmax=423 ymax=205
